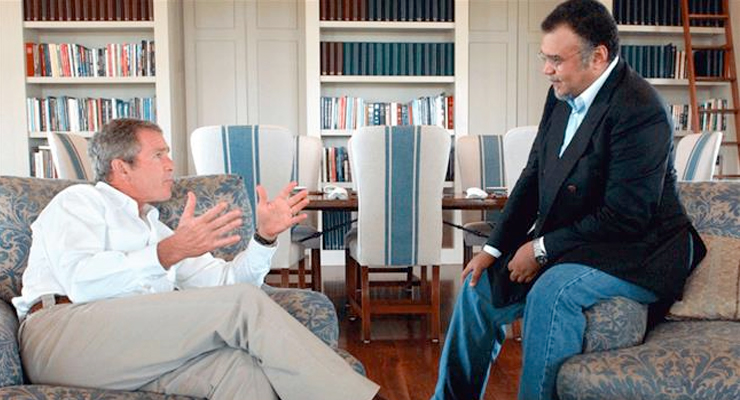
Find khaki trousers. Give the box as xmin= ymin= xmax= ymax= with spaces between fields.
xmin=19 ymin=284 xmax=379 ymax=400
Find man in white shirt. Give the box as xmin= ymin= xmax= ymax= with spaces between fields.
xmin=432 ymin=1 xmax=705 ymax=399
xmin=14 ymin=118 xmax=380 ymax=400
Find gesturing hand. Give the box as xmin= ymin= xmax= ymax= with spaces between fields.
xmin=255 ymin=182 xmax=310 ymax=241
xmin=461 ymin=251 xmax=497 ymax=287
xmin=507 ymin=240 xmax=542 ymax=283
xmin=157 ymin=192 xmax=243 ymax=268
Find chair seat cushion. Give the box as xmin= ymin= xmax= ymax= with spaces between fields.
xmin=292 ymin=224 xmax=321 ymax=249
xmin=462 ymin=221 xmax=493 ymax=247
xmin=557 ymin=321 xmax=740 ymax=400
xmin=582 ymin=296 xmax=648 ymax=353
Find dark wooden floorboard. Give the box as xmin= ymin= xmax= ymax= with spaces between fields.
xmin=306 ymin=264 xmax=521 ymax=400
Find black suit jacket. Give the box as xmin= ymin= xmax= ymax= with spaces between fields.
xmin=487 ymin=59 xmax=705 ymax=302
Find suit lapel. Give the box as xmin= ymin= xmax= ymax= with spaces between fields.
xmin=539 ymin=61 xmax=626 ymax=226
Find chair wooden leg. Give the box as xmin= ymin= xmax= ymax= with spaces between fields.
xmin=345 ymin=248 xmax=353 ymax=306
xmin=297 ymin=258 xmax=306 ymax=289
xmin=513 ymin=318 xmax=523 ymax=342
xmin=463 ymin=244 xmax=473 ymax=269
xmin=280 ymin=268 xmax=289 ymax=288
xmin=361 ymin=265 xmax=371 ymax=343
xmin=311 ymin=248 xmax=321 ymax=291
xmin=431 ymin=265 xmax=441 ymax=343
xmin=420 ymin=265 xmax=428 ymax=301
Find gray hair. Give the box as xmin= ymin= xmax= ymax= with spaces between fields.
xmin=88 ymin=118 xmax=162 ymax=182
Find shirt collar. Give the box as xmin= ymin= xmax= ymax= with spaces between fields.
xmin=95 ymin=181 xmax=159 ymax=219
xmin=566 ymin=56 xmax=619 ymax=113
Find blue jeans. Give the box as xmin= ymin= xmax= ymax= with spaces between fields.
xmin=431 ymin=263 xmax=658 ymax=400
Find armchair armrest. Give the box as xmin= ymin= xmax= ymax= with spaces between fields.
xmin=262 ymin=286 xmax=339 ymax=348
xmin=0 ymin=301 xmax=23 ymax=387
xmin=583 ymin=297 xmax=648 ymax=353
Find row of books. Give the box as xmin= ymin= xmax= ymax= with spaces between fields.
xmin=622 ymin=44 xmax=725 ymax=79
xmin=26 ymin=96 xmax=156 ymax=133
xmin=321 ymin=94 xmax=453 ymax=130
xmin=324 ymin=146 xmax=351 ymax=183
xmin=24 ymin=0 xmax=154 ymax=22
xmin=320 ymin=0 xmax=454 ymax=22
xmin=32 ymin=146 xmax=57 ymax=179
xmin=612 ymin=0 xmax=724 ymax=27
xmin=669 ymin=99 xmax=729 ymax=132
xmin=25 ymin=41 xmax=155 ymax=78
xmin=321 ymin=211 xmax=353 ymax=250
xmin=322 ymin=42 xmax=454 ymax=76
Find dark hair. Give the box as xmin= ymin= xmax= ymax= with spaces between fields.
xmin=88 ymin=118 xmax=162 ymax=182
xmin=541 ymin=0 xmax=620 ymax=62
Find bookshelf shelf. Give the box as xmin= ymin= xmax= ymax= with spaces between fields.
xmin=617 ymin=25 xmax=724 ymax=35
xmin=29 ymin=131 xmax=95 ymax=139
xmin=320 ymin=21 xmax=455 ymax=31
xmin=24 ymin=21 xmax=154 ymax=30
xmin=647 ymin=78 xmax=729 ymax=86
xmin=320 ymin=75 xmax=454 ymax=83
xmin=321 ymin=128 xmax=455 ymax=137
xmin=26 ymin=77 xmax=156 ymax=84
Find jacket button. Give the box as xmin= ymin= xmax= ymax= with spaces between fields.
xmin=567 ymin=184 xmax=577 ymax=193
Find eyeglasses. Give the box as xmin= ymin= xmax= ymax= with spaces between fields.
xmin=537 ymin=50 xmax=582 ymax=70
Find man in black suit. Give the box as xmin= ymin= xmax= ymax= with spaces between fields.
xmin=432 ymin=1 xmax=705 ymax=399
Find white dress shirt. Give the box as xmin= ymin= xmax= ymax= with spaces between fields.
xmin=12 ymin=182 xmax=276 ymax=318
xmin=482 ymin=56 xmax=620 ymax=260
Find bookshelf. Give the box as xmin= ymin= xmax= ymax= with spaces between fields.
xmin=603 ymin=0 xmax=739 ymax=177
xmin=305 ymin=0 xmax=468 ymax=189
xmin=0 ymin=0 xmax=185 ymax=178
xmin=304 ymin=0 xmax=468 ymax=263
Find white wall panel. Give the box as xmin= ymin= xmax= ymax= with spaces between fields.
xmin=195 ymin=41 xmax=239 ymax=126
xmin=194 ymin=0 xmax=236 ymax=29
xmin=257 ymin=40 xmax=299 ymax=132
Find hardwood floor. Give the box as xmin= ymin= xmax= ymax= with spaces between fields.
xmin=321 ymin=264 xmax=522 ymax=400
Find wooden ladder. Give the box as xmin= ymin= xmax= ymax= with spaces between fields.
xmin=681 ymin=0 xmax=740 ymax=179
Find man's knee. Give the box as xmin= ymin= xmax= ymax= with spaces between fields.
xmin=526 ymin=264 xmax=598 ymax=312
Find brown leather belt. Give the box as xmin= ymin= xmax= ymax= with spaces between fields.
xmin=28 ymin=295 xmax=72 ymax=315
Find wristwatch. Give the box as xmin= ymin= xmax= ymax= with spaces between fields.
xmin=253 ymin=232 xmax=277 ymax=246
xmin=533 ymin=236 xmax=548 ymax=267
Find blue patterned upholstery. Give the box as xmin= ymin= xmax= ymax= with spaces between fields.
xmin=582 ymin=297 xmax=648 ymax=353
xmin=0 ymin=174 xmax=365 ymax=398
xmin=557 ymin=181 xmax=740 ymax=400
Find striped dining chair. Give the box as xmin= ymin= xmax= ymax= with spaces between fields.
xmin=675 ymin=131 xmax=723 ymax=181
xmin=345 ymin=125 xmax=450 ymax=342
xmin=456 ymin=134 xmax=505 ymax=267
xmin=456 ymin=126 xmax=538 ymax=267
xmin=47 ymin=132 xmax=94 ymax=180
xmin=290 ymin=135 xmax=323 ymax=290
xmin=190 ymin=125 xmax=296 ymax=284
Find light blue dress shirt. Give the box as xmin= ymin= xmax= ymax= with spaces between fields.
xmin=559 ymin=56 xmax=620 ymax=157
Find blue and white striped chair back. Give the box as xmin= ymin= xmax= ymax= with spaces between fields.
xmin=47 ymin=132 xmax=93 ymax=180
xmin=350 ymin=125 xmax=450 ymax=266
xmin=190 ymin=125 xmax=295 ymax=217
xmin=503 ymin=125 xmax=538 ymax=190
xmin=457 ymin=134 xmax=505 ymax=191
xmin=190 ymin=125 xmax=295 ymax=268
xmin=675 ymin=132 xmax=723 ymax=181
